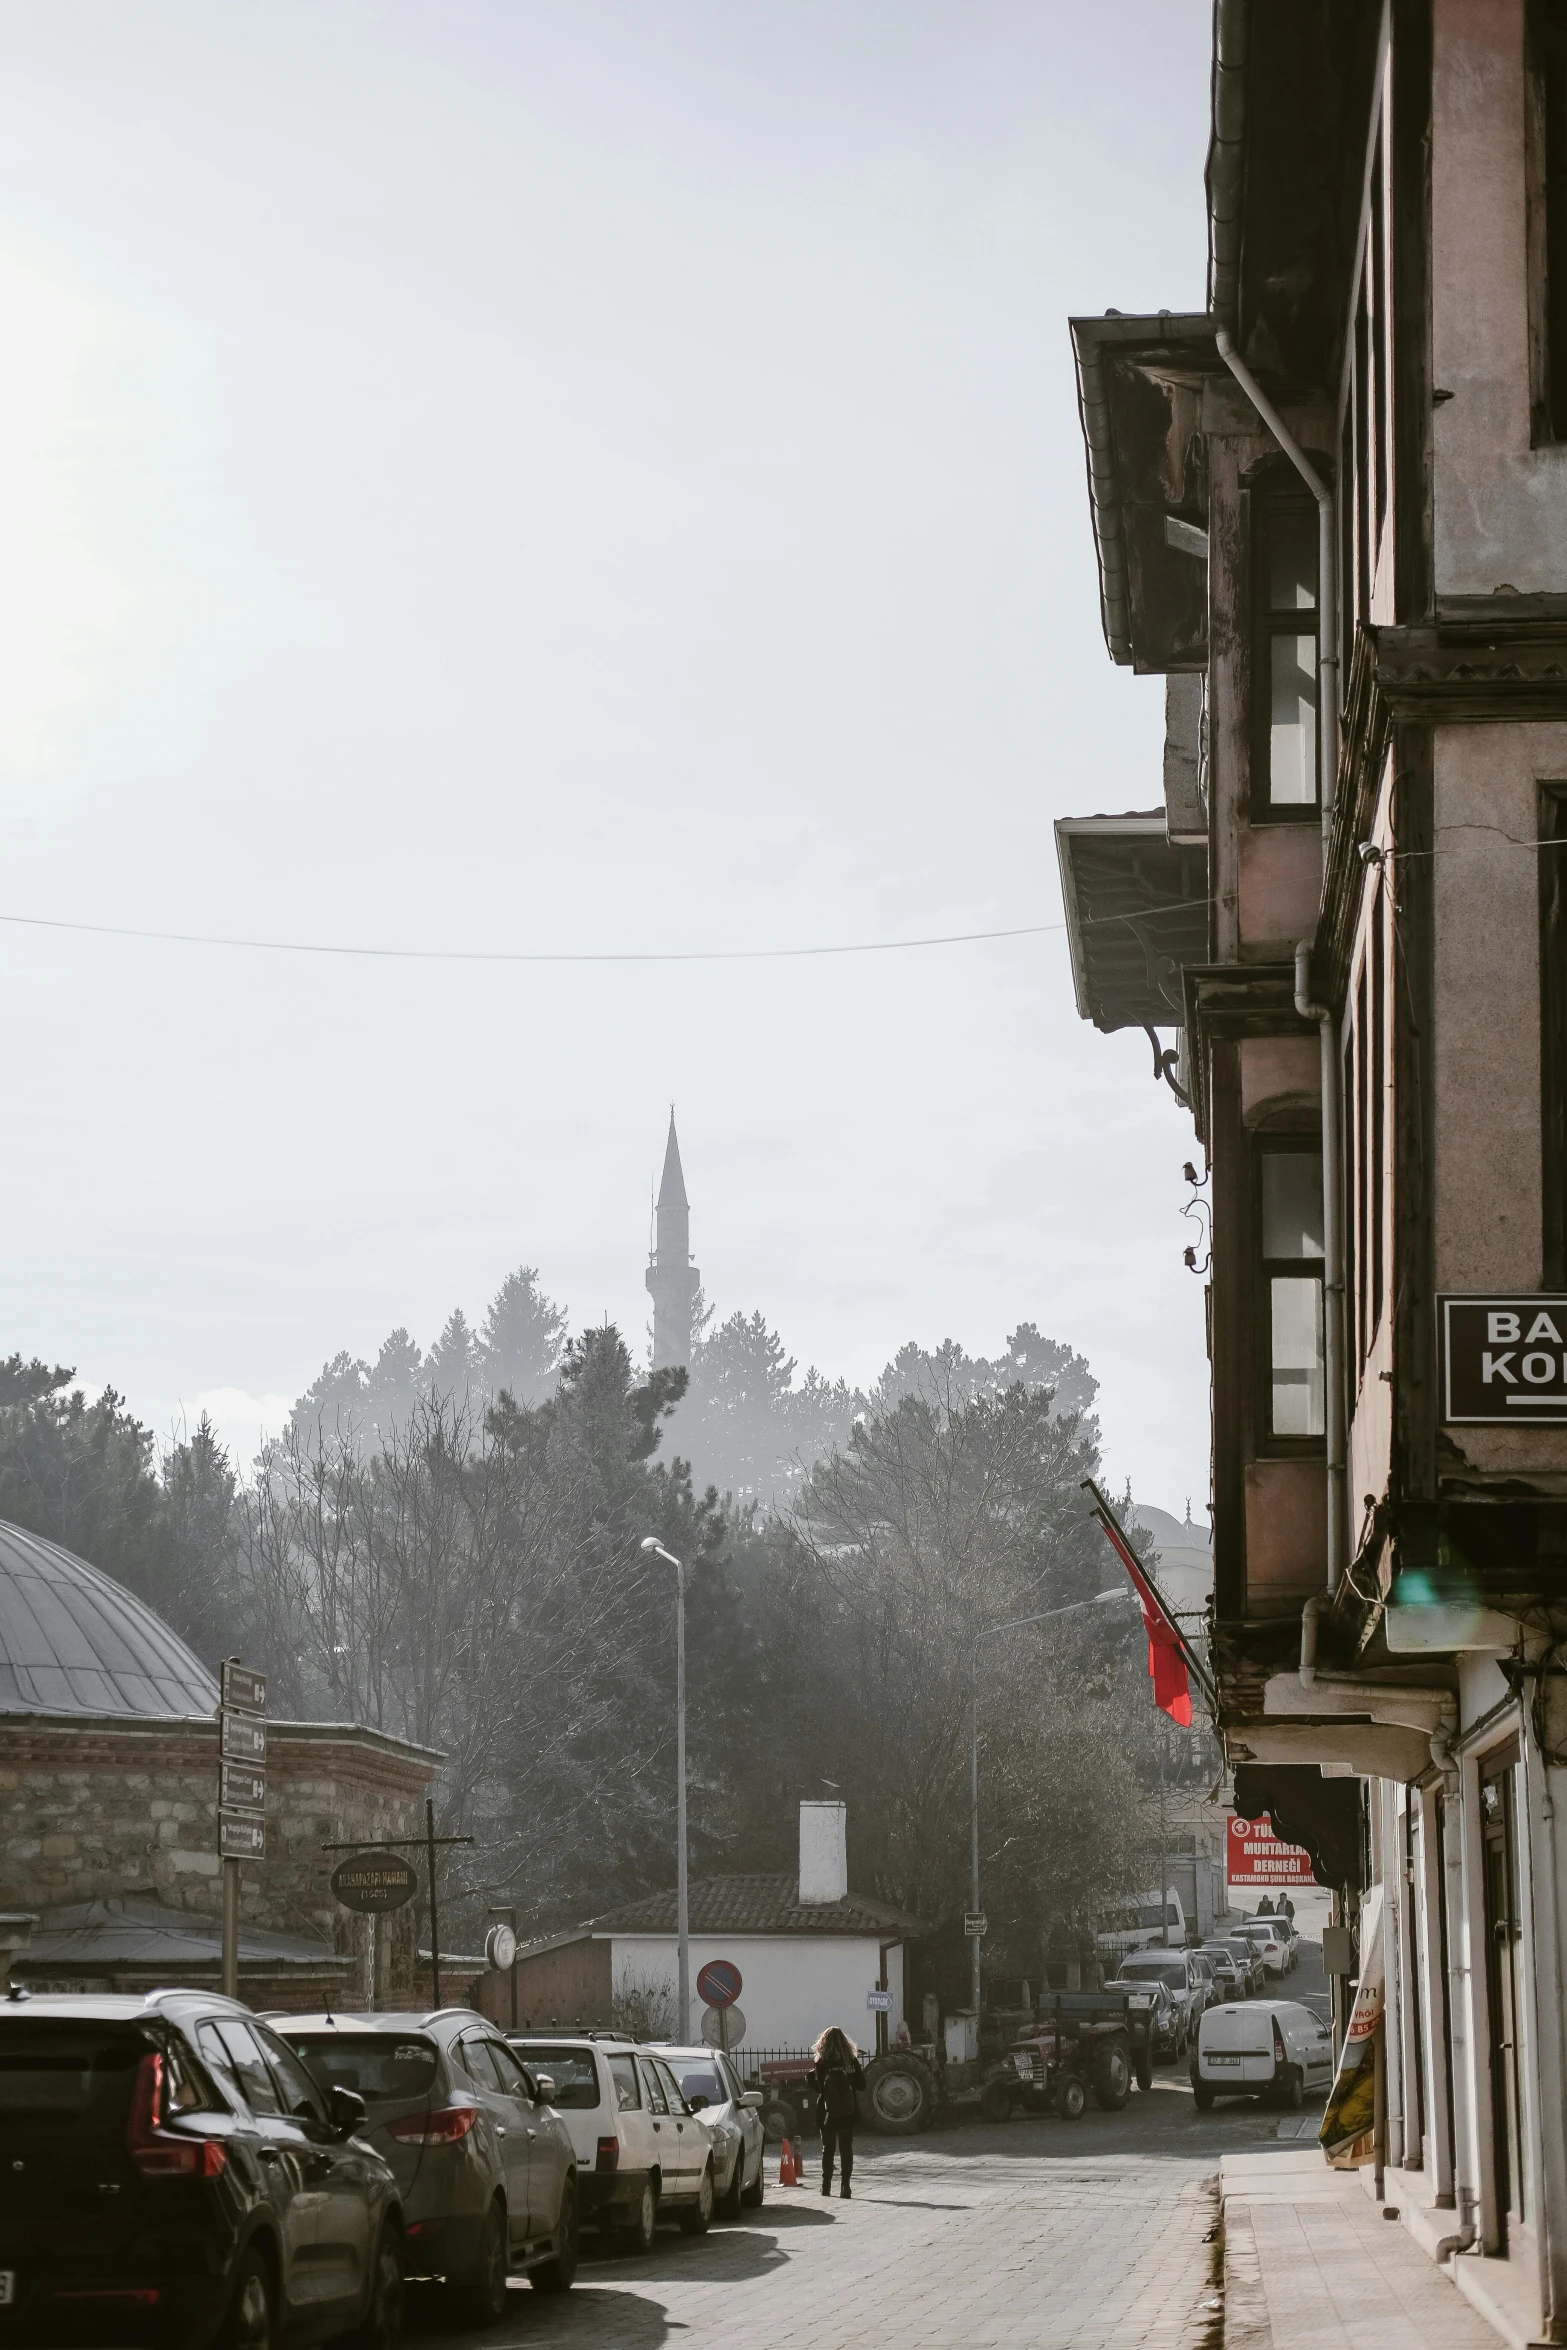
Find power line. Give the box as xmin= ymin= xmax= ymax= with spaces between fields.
xmin=0 ymin=895 xmax=1215 ymax=968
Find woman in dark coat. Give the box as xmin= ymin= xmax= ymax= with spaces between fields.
xmin=809 ymin=2026 xmax=867 ymax=2199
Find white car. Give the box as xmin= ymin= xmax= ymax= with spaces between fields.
xmin=1191 ymin=1999 xmax=1334 ymax=2109
xmin=1235 ymin=1917 xmax=1294 ymax=1975
xmin=510 ymin=2034 xmax=719 ymax=2252
xmin=652 ymin=2044 xmax=766 ymax=2218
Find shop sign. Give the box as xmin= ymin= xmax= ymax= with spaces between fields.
xmin=1227 ymin=1815 xmax=1313 ymax=1886
xmin=1441 ymin=1295 xmax=1567 ymax=1424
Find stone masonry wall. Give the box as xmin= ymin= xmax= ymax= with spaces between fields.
xmin=0 ymin=1715 xmax=440 ymax=2001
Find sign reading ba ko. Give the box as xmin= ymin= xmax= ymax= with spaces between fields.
xmin=1227 ymin=1815 xmax=1313 ymax=1887
xmin=1441 ymin=1295 xmax=1567 ymax=1425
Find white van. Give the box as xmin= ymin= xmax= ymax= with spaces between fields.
xmin=1095 ymin=1890 xmax=1188 ymax=1957
xmin=1190 ymin=2000 xmax=1335 ymax=2109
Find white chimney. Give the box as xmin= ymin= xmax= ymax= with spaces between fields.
xmin=799 ymin=1800 xmax=848 ymax=1904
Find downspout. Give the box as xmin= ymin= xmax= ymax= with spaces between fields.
xmin=1213 ymin=329 xmax=1345 ymax=1621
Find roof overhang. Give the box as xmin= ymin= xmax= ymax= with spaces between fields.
xmin=1068 ymin=311 xmax=1218 ymax=672
xmin=1054 ymin=816 xmax=1209 ymax=1033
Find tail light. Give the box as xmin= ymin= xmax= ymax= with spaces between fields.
xmin=595 ymin=2136 xmax=620 ymax=2172
xmin=126 ymin=2052 xmax=227 ymax=2179
xmin=1272 ymin=2022 xmax=1287 ymax=2066
xmin=386 ymin=2105 xmax=478 ymax=2146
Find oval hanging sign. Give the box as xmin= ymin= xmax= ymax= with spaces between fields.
xmin=696 ymin=1958 xmax=742 ymax=2009
xmin=331 ymin=1852 xmax=419 ymax=1915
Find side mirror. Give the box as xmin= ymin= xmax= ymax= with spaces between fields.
xmin=532 ymin=2073 xmax=556 ymax=2104
xmin=329 ymin=2086 xmax=367 ymax=2137
xmin=740 ymin=2091 xmax=763 ymax=2111
xmin=686 ymin=2092 xmax=708 ymax=2111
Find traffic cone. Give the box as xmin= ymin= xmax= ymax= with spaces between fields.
xmin=779 ymin=2136 xmax=798 ymax=2185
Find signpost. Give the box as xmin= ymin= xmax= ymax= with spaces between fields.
xmin=866 ymin=1988 xmax=893 ymax=2013
xmin=1226 ymin=1815 xmax=1313 ymax=1888
xmin=322 ymin=1800 xmax=474 ymax=2007
xmin=701 ymin=2002 xmax=746 ymax=2052
xmin=963 ymin=1913 xmax=987 ymax=1938
xmin=331 ymin=1853 xmax=419 ymax=1913
xmin=1441 ymin=1295 xmax=1567 ymax=1424
xmin=696 ymin=1958 xmax=742 ymax=2009
xmin=218 ymin=1659 xmax=267 ymax=1998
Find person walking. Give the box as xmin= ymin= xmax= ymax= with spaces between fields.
xmin=810 ymin=2026 xmax=866 ymax=2200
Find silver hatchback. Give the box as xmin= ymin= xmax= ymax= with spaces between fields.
xmin=284 ymin=2009 xmax=578 ymax=2326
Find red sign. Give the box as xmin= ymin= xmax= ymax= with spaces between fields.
xmin=1227 ymin=1815 xmax=1313 ymax=1887
xmin=696 ymin=1959 xmax=742 ymax=2009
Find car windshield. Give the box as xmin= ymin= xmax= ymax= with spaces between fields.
xmin=672 ymin=2064 xmax=726 ymax=2108
xmin=1201 ymin=1949 xmax=1237 ymax=1968
xmin=0 ymin=2023 xmax=146 ymax=2124
xmin=284 ymin=2034 xmax=438 ymax=2103
xmin=513 ymin=2046 xmax=601 ymax=2109
xmin=1120 ymin=1958 xmax=1188 ymax=1989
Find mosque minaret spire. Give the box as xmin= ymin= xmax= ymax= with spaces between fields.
xmin=646 ymin=1109 xmax=700 ymax=1369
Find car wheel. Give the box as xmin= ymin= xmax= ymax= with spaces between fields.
xmin=678 ymin=2164 xmax=715 ymax=2236
xmin=345 ymin=2224 xmax=405 ymax=2350
xmin=1277 ymin=2066 xmax=1304 ymax=2112
xmin=862 ymin=2052 xmax=936 ymax=2134
xmin=741 ymin=2156 xmax=765 ymax=2210
xmin=450 ymin=2199 xmax=509 ymax=2328
xmin=620 ymin=2180 xmax=657 ymax=2257
xmin=1092 ymin=2040 xmax=1131 ymax=2113
xmin=218 ymin=2249 xmax=275 ymax=2350
xmin=1056 ymin=2075 xmax=1087 ymax=2121
xmin=716 ymin=2149 xmax=744 ymax=2221
xmin=531 ymin=2178 xmax=578 ymax=2294
xmin=1192 ymin=2075 xmax=1216 ymax=2112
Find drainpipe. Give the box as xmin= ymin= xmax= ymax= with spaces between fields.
xmin=1214 ymin=328 xmax=1345 ymax=1610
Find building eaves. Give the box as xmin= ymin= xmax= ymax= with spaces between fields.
xmin=583 ymin=1873 xmax=927 ymax=1941
xmin=1054 ymin=815 xmax=1210 ymax=1035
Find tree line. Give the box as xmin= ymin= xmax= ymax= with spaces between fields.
xmin=0 ymin=1270 xmax=1209 ymax=1997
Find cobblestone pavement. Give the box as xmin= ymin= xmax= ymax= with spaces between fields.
xmin=409 ymin=2087 xmax=1265 ymax=2350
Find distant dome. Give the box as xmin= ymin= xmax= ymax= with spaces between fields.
xmin=0 ymin=1521 xmax=220 ymax=1719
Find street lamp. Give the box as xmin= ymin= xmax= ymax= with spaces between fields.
xmin=969 ymin=1587 xmax=1134 ymax=2031
xmin=641 ymin=1537 xmax=690 ymax=2040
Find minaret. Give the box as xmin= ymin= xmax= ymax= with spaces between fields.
xmin=646 ymin=1111 xmax=700 ymax=1369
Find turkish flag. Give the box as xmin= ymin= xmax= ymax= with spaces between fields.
xmin=1095 ymin=1514 xmax=1194 ymax=1728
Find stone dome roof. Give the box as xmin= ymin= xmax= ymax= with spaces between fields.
xmin=0 ymin=1521 xmax=220 ymax=1719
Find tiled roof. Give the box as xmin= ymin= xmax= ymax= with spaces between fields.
xmin=585 ymin=1874 xmax=926 ymax=1939
xmin=0 ymin=1522 xmax=220 ymax=1719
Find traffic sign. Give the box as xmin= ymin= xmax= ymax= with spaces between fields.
xmin=701 ymin=2002 xmax=745 ymax=2052
xmin=331 ymin=1852 xmax=419 ymax=1915
xmin=696 ymin=1958 xmax=742 ymax=2009
xmin=221 ymin=1661 xmax=267 ymax=1715
xmin=486 ymin=1923 xmax=518 ymax=1972
xmin=221 ymin=1761 xmax=266 ymax=1813
xmin=963 ymin=1913 xmax=987 ymax=1938
xmin=220 ymin=1811 xmax=266 ymax=1861
xmin=221 ymin=1713 xmax=266 ymax=1765
xmin=866 ymin=1988 xmax=893 ymax=2012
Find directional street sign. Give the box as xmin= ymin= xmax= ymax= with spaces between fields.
xmin=221 ymin=1762 xmax=266 ymax=1813
xmin=221 ymin=1714 xmax=267 ymax=1765
xmin=220 ymin=1811 xmax=266 ymax=1861
xmin=221 ymin=1662 xmax=267 ymax=1715
xmin=866 ymin=1988 xmax=893 ymax=2012
xmin=963 ymin=1913 xmax=988 ymax=1938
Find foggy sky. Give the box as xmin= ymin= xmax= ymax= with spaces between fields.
xmin=0 ymin=0 xmax=1213 ymax=1515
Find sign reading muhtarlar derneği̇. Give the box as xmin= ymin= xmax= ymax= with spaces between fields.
xmin=1440 ymin=1295 xmax=1567 ymax=1425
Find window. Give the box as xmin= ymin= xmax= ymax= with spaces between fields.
xmin=1371 ymin=887 xmax=1387 ymax=1336
xmin=608 ymin=2054 xmax=640 ymax=2112
xmin=1260 ymin=1146 xmax=1326 ymax=1440
xmin=282 ymin=2034 xmax=437 ymax=2105
xmin=206 ymin=2019 xmax=282 ymax=2116
xmin=1543 ymin=788 xmax=1567 ymax=1282
xmin=637 ymin=2057 xmax=667 ymax=2115
xmin=1531 ymin=0 xmax=1567 ymax=440
xmin=652 ymin=2058 xmax=689 ymax=2116
xmin=511 ymin=2045 xmax=600 ymax=2109
xmin=1252 ymin=488 xmax=1319 ymax=817
xmin=252 ymin=2024 xmax=329 ymax=2127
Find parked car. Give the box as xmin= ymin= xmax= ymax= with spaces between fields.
xmin=1197 ymin=1944 xmax=1250 ymax=2001
xmin=509 ymin=2035 xmax=718 ymax=2252
xmin=1212 ymin=1935 xmax=1267 ymax=1996
xmin=1190 ymin=1999 xmax=1335 ymax=2110
xmin=1186 ymin=1952 xmax=1221 ymax=2010
xmin=651 ymin=2045 xmax=766 ymax=2218
xmin=282 ymin=2008 xmax=577 ymax=2324
xmin=1103 ymin=1950 xmax=1200 ymax=2056
xmin=1234 ymin=1918 xmax=1295 ymax=1976
xmin=1094 ymin=1889 xmax=1188 ymax=1961
xmin=0 ymin=1989 xmax=404 ymax=2350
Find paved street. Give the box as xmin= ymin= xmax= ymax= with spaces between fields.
xmin=411 ymin=2073 xmax=1308 ymax=2350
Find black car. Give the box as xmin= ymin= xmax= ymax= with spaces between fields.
xmin=0 ymin=1989 xmax=404 ymax=2350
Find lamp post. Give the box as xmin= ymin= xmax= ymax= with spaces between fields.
xmin=641 ymin=1537 xmax=690 ymax=2040
xmin=970 ymin=1587 xmax=1134 ymax=2030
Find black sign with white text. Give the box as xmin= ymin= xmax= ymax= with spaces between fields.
xmin=1441 ymin=1296 xmax=1567 ymax=1424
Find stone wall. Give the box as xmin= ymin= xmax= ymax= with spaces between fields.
xmin=0 ymin=1713 xmax=441 ymax=2001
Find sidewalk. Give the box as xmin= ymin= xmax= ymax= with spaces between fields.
xmin=1220 ymin=2148 xmax=1503 ymax=2350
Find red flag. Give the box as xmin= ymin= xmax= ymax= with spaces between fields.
xmin=1094 ymin=1510 xmax=1193 ymax=1728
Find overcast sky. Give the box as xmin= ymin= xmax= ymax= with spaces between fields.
xmin=0 ymin=0 xmax=1214 ymax=1515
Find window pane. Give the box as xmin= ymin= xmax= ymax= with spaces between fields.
xmin=1268 ymin=508 xmax=1317 ymax=610
xmin=1271 ymin=1274 xmax=1326 ymax=1436
xmin=1261 ymin=1153 xmax=1324 ymax=1259
xmin=1269 ymin=634 xmax=1319 ymax=804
